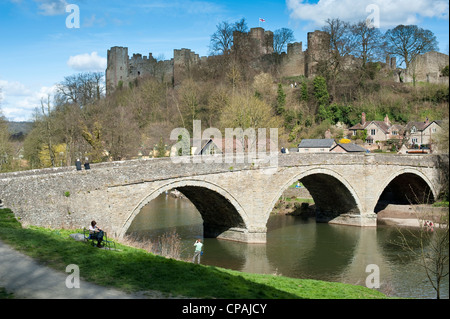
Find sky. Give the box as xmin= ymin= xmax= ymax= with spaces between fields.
xmin=0 ymin=0 xmax=449 ymax=122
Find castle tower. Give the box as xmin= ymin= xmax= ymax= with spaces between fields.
xmin=305 ymin=30 xmax=330 ymax=77
xmin=106 ymin=46 xmax=129 ymax=93
xmin=232 ymin=27 xmax=274 ymax=57
xmin=173 ymin=48 xmax=200 ymax=86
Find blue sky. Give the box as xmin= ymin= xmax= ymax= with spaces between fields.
xmin=0 ymin=0 xmax=448 ymax=121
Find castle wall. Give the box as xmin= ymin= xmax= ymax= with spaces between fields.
xmin=280 ymin=42 xmax=305 ymax=77
xmin=404 ymin=51 xmax=450 ymax=84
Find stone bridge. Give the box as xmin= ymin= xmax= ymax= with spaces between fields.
xmin=0 ymin=153 xmax=447 ymax=243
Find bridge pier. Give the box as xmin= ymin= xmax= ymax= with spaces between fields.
xmin=204 ymin=224 xmax=267 ymax=244
xmin=317 ymin=212 xmax=377 ymax=227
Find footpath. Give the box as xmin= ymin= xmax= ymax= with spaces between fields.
xmin=0 ymin=240 xmax=140 ymax=299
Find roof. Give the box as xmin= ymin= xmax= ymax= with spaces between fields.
xmin=298 ymin=139 xmax=335 ymax=148
xmin=330 ymin=143 xmax=367 ymax=153
xmin=200 ymin=138 xmax=245 ymax=155
xmin=405 ymin=120 xmax=442 ymax=132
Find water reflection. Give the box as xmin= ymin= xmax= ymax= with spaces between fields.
xmin=126 ymin=193 xmax=448 ymax=299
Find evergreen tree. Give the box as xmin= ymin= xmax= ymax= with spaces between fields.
xmin=276 ymin=83 xmax=286 ymax=115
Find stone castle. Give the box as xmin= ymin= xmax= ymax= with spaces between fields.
xmin=106 ymin=27 xmax=449 ymax=93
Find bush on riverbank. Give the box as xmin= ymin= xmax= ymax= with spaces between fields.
xmin=0 ymin=208 xmax=387 ymax=299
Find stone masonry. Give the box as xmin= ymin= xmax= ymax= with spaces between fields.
xmin=0 ymin=153 xmax=446 ymax=243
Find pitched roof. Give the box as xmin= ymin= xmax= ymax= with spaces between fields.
xmin=405 ymin=120 xmax=442 ymax=132
xmin=349 ymin=123 xmax=365 ymax=130
xmin=331 ymin=143 xmax=367 ymax=152
xmin=298 ymin=139 xmax=335 ymax=148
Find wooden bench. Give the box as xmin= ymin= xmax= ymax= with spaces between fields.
xmin=83 ymin=228 xmax=116 ymax=250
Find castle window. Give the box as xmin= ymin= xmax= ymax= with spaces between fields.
xmin=138 ymin=71 xmax=141 ymax=76
xmin=120 ymin=67 xmax=123 ymax=70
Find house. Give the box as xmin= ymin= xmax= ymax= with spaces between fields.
xmin=403 ymin=119 xmax=443 ymax=147
xmin=199 ymin=138 xmax=245 ymax=155
xmin=298 ymin=139 xmax=336 ymax=153
xmin=330 ymin=143 xmax=368 ymax=153
xmin=349 ymin=113 xmax=404 ymax=144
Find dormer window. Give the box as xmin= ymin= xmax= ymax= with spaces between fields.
xmin=411 ymin=126 xmax=417 ymax=133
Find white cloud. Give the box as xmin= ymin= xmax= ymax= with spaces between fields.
xmin=287 ymin=0 xmax=449 ymax=28
xmin=0 ymin=79 xmax=57 ymax=121
xmin=67 ymin=52 xmax=107 ymax=72
xmin=35 ymin=0 xmax=69 ymax=16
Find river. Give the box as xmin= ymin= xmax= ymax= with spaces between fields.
xmin=126 ymin=193 xmax=449 ymax=299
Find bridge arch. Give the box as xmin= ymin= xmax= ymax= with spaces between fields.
xmin=119 ymin=179 xmax=250 ymax=240
xmin=374 ymin=168 xmax=437 ymax=211
xmin=268 ymin=168 xmax=364 ymax=224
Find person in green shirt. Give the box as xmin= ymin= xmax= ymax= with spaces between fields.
xmin=192 ymin=239 xmax=203 ymax=264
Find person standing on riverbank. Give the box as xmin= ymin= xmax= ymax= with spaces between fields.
xmin=193 ymin=239 xmax=203 ymax=264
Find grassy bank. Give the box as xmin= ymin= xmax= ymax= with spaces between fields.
xmin=0 ymin=208 xmax=387 ymax=299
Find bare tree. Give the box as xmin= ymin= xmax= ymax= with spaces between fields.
xmin=273 ymin=28 xmax=295 ymax=54
xmin=209 ymin=21 xmax=234 ymax=55
xmin=56 ymin=72 xmax=105 ymax=108
xmin=209 ymin=18 xmax=248 ymax=56
xmin=395 ymin=210 xmax=449 ymax=299
xmin=350 ymin=20 xmax=384 ymax=68
xmin=321 ymin=18 xmax=355 ymax=97
xmin=40 ymin=95 xmax=56 ymax=167
xmin=384 ymin=25 xmax=438 ymax=69
xmin=233 ymin=18 xmax=248 ymax=33
xmin=0 ymin=108 xmax=13 ymax=172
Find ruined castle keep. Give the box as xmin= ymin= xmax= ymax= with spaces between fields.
xmin=106 ymin=27 xmax=449 ymax=93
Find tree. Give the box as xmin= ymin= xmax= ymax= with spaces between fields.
xmin=209 ymin=21 xmax=235 ymax=55
xmin=321 ymin=18 xmax=355 ymax=96
xmin=350 ymin=20 xmax=384 ymax=68
xmin=155 ymin=137 xmax=167 ymax=158
xmin=276 ymin=83 xmax=286 ymax=115
xmin=220 ymin=90 xmax=282 ymax=131
xmin=313 ymin=76 xmax=329 ymax=107
xmin=0 ymin=110 xmax=13 ymax=172
xmin=273 ymin=28 xmax=295 ymax=54
xmin=40 ymin=96 xmax=57 ymax=167
xmin=209 ymin=18 xmax=250 ymax=56
xmin=384 ymin=25 xmax=438 ymax=70
xmin=56 ymin=72 xmax=104 ymax=107
xmin=233 ymin=18 xmax=248 ymax=33
xmin=300 ymin=82 xmax=309 ymax=102
xmin=395 ymin=211 xmax=449 ymax=299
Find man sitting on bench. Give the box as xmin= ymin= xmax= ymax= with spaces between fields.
xmin=89 ymin=220 xmax=104 ymax=248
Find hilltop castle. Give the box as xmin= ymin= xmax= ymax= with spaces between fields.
xmin=105 ymin=27 xmax=338 ymax=92
xmin=106 ymin=27 xmax=449 ymax=93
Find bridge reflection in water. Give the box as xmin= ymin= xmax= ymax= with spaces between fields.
xmin=127 ymin=192 xmax=448 ymax=299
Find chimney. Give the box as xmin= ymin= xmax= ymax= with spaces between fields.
xmin=384 ymin=114 xmax=391 ymax=126
xmin=425 ymin=117 xmax=429 ymax=125
xmin=361 ymin=112 xmax=366 ymax=125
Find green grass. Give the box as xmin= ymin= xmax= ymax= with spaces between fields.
xmin=0 ymin=208 xmax=387 ymax=299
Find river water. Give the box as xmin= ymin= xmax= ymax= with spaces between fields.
xmin=126 ymin=193 xmax=449 ymax=299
